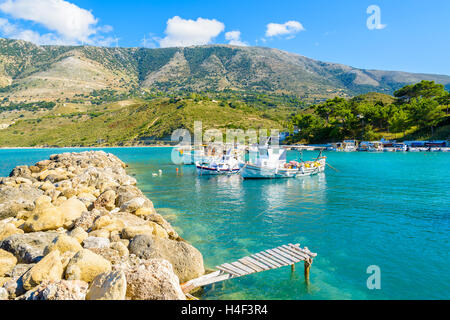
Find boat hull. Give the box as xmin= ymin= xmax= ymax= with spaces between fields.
xmin=196 ymin=165 xmax=240 ymax=175
xmin=240 ymin=159 xmax=326 ymax=179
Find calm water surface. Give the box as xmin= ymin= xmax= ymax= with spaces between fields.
xmin=0 ymin=147 xmax=449 ymax=300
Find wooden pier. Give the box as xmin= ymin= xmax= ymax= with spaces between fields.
xmin=181 ymin=243 xmax=317 ymax=294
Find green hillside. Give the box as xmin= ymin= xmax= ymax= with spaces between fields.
xmin=288 ymin=81 xmax=450 ymax=143
xmin=0 ymin=96 xmax=283 ymax=147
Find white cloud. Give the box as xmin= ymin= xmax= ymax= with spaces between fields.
xmin=265 ymin=20 xmax=305 ymax=38
xmin=159 ymin=16 xmax=225 ymax=48
xmin=0 ymin=17 xmax=60 ymax=44
xmin=0 ymin=0 xmax=116 ymax=46
xmin=225 ymin=30 xmax=247 ymax=46
xmin=141 ymin=33 xmax=159 ymax=48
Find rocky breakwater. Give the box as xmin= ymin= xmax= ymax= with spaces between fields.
xmin=0 ymin=151 xmax=204 ymax=300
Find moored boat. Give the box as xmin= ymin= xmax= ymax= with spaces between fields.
xmin=240 ymin=147 xmax=326 ymax=179
xmin=196 ymin=151 xmax=242 ymax=175
xmin=393 ymin=143 xmax=407 ymax=152
xmin=358 ymin=141 xmax=383 ymax=152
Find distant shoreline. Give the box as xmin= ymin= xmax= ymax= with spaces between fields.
xmin=0 ymin=145 xmax=175 ymax=150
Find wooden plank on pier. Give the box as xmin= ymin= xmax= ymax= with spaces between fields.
xmin=219 ymin=263 xmax=246 ymax=276
xmin=238 ymin=258 xmax=265 ymax=272
xmin=216 ymin=266 xmax=241 ymax=277
xmin=241 ymin=256 xmax=271 ymax=271
xmin=231 ymin=261 xmax=255 ymax=274
xmin=261 ymin=250 xmax=290 ymax=266
xmin=252 ymin=253 xmax=282 ymax=268
xmin=258 ymin=251 xmax=286 ymax=266
xmin=288 ymin=243 xmax=317 ymax=258
xmin=271 ymin=248 xmax=300 ymax=264
xmin=181 ymin=243 xmax=317 ymax=294
xmin=281 ymin=245 xmax=309 ymax=260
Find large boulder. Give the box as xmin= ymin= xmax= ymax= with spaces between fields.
xmin=58 ymin=197 xmax=87 ymax=228
xmin=120 ymin=197 xmax=154 ymax=213
xmin=22 ymin=196 xmax=87 ymax=232
xmin=22 ymin=250 xmax=64 ymax=290
xmin=2 ymin=277 xmax=26 ymax=298
xmin=121 ymin=225 xmax=154 ymax=240
xmin=0 ymin=231 xmax=59 ymax=263
xmin=129 ymin=235 xmax=204 ymax=283
xmin=0 ymin=185 xmax=43 ymax=219
xmin=0 ymin=249 xmax=17 ymax=277
xmin=17 ymin=280 xmax=88 ymax=300
xmin=6 ymin=263 xmax=34 ymax=279
xmin=82 ymin=237 xmax=110 ymax=250
xmin=43 ymin=234 xmax=83 ymax=255
xmin=67 ymin=227 xmax=88 ymax=244
xmin=134 ymin=207 xmax=157 ymax=218
xmin=111 ymin=212 xmax=167 ymax=239
xmin=93 ymin=190 xmax=117 ymax=211
xmin=9 ymin=165 xmax=33 ymax=180
xmin=72 ymin=209 xmax=102 ymax=231
xmin=88 ymin=248 xmax=122 ymax=265
xmin=92 ymin=215 xmax=125 ymax=233
xmin=140 ymin=211 xmax=179 ymax=240
xmin=125 ymin=259 xmax=185 ymax=300
xmin=115 ymin=186 xmax=143 ymax=208
xmin=65 ymin=249 xmax=112 ymax=283
xmin=109 ymin=242 xmax=129 ymax=257
xmin=86 ymin=271 xmax=126 ymax=300
xmin=22 ymin=196 xmax=64 ymax=232
xmin=0 ymin=222 xmax=24 ymax=242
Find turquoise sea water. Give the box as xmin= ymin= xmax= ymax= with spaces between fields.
xmin=0 ymin=147 xmax=449 ymax=300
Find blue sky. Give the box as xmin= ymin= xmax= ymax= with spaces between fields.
xmin=0 ymin=0 xmax=449 ymax=75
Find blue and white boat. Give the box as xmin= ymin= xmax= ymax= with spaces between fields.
xmin=239 ymin=146 xmax=326 ymax=179
xmin=196 ymin=151 xmax=242 ymax=175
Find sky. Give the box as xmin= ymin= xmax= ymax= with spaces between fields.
xmin=0 ymin=0 xmax=449 ymax=75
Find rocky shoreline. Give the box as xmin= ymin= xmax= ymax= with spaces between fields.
xmin=0 ymin=151 xmax=204 ymax=300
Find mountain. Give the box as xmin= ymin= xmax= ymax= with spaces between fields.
xmin=1 ymin=38 xmax=450 ymax=103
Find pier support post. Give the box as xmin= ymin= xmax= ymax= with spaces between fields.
xmin=304 ymin=258 xmax=312 ymax=283
xmin=291 ymin=264 xmax=295 ymax=273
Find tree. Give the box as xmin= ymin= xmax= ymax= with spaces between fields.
xmin=394 ymin=80 xmax=446 ymax=102
xmin=315 ymin=97 xmax=347 ymax=123
xmin=389 ymin=109 xmax=410 ymax=138
xmin=291 ymin=114 xmax=325 ymax=142
xmin=362 ymin=124 xmax=379 ymax=141
xmin=408 ymin=98 xmax=444 ymax=134
xmin=437 ymin=92 xmax=450 ymax=115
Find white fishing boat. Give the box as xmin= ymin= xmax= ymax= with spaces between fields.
xmin=196 ymin=151 xmax=242 ymax=175
xmin=358 ymin=141 xmax=383 ymax=152
xmin=333 ymin=140 xmax=357 ymax=152
xmin=394 ymin=143 xmax=408 ymax=152
xmin=342 ymin=140 xmax=358 ymax=152
xmin=240 ymin=147 xmax=326 ymax=179
xmin=426 ymin=141 xmax=448 ymax=152
xmin=368 ymin=142 xmax=383 ymax=152
xmin=382 ymin=142 xmax=396 ymax=152
xmin=177 ymin=145 xmax=222 ymax=165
